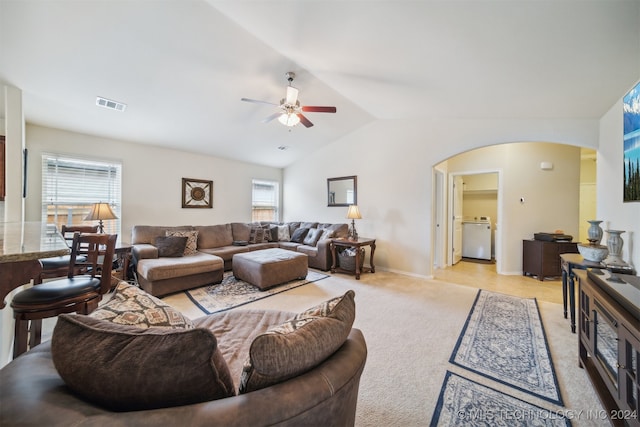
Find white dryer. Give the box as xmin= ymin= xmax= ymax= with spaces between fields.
xmin=462 ymin=217 xmax=492 ymax=260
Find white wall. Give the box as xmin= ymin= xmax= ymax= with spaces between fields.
xmin=284 ymin=118 xmax=598 ymax=278
xmin=598 ymin=91 xmax=640 ymax=270
xmin=24 ymin=125 xmax=283 ymax=241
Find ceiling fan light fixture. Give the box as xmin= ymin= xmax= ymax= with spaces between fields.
xmin=278 ymin=113 xmax=300 ymax=127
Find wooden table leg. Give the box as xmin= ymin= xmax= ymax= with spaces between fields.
xmin=369 ymin=242 xmax=376 ymax=273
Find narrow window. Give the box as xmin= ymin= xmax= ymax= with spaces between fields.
xmin=251 ymin=179 xmax=279 ymax=222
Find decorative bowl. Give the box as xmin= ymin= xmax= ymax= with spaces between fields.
xmin=577 ymin=243 xmax=609 ymax=263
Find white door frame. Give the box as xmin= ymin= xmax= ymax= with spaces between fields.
xmin=444 ymin=169 xmax=504 ymax=273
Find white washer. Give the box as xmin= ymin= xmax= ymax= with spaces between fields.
xmin=462 ymin=218 xmax=492 ymax=260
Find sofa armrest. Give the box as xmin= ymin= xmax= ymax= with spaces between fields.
xmin=132 ymin=244 xmax=159 ymax=261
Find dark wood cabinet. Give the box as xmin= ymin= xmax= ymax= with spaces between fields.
xmin=522 ymin=239 xmax=578 ymax=281
xmin=577 ymin=270 xmax=640 ymax=427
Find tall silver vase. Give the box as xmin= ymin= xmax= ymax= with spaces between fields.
xmin=605 ymin=229 xmax=625 ymax=265
xmin=586 ymin=220 xmax=603 ymax=245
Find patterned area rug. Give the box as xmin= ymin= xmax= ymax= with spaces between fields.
xmin=185 ymin=270 xmax=328 ymax=315
xmin=449 ymin=290 xmax=563 ymax=405
xmin=430 ymin=371 xmax=570 ymax=426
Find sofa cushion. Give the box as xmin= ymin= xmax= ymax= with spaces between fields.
xmin=290 ymin=227 xmax=309 ymax=243
xmin=155 ymin=236 xmax=188 ymax=257
xmin=91 ymin=281 xmax=194 ymax=329
xmin=302 ymin=228 xmax=322 ymax=246
xmin=300 ymin=222 xmax=318 ymax=229
xmin=266 ymin=225 xmax=279 ymax=242
xmin=166 ymin=229 xmax=198 ymax=255
xmin=51 ymin=314 xmax=236 ymax=411
xmin=231 ymin=222 xmax=252 ymax=242
xmin=137 ymin=252 xmax=223 ymax=282
xmin=239 ymin=290 xmax=356 ymax=393
xmin=277 ymin=225 xmax=291 ymax=241
xmin=196 ymin=224 xmax=234 ymax=249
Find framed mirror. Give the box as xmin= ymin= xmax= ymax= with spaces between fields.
xmin=327 ymin=175 xmax=357 ymax=207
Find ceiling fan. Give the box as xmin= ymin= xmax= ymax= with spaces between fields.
xmin=241 ymin=72 xmax=336 ymax=128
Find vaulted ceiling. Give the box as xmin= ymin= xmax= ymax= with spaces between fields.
xmin=1 ymin=0 xmax=639 ymax=167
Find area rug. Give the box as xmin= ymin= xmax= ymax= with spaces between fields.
xmin=185 ymin=270 xmax=328 ymax=315
xmin=430 ymin=371 xmax=570 ymax=426
xmin=449 ymin=290 xmax=563 ymax=405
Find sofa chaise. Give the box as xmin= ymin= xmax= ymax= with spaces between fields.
xmin=0 ymin=283 xmax=367 ymax=426
xmin=132 ymin=221 xmax=348 ymax=297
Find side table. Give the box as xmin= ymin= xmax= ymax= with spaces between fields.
xmin=330 ymin=238 xmax=376 ymax=280
xmin=114 ymin=242 xmax=132 ymax=283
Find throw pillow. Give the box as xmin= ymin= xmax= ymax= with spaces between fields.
xmin=266 ymin=225 xmax=279 ymax=242
xmin=239 ymin=290 xmax=356 ymax=394
xmin=290 ymin=227 xmax=309 ymax=243
xmin=248 ymin=226 xmax=266 ymax=244
xmin=277 ymin=225 xmax=291 ymax=242
xmin=91 ymin=281 xmax=194 ymax=329
xmin=319 ymin=229 xmax=335 ymax=241
xmin=302 ymin=228 xmax=323 ymax=246
xmin=155 ymin=236 xmax=188 ymax=257
xmin=166 ymin=229 xmax=198 ymax=255
xmin=51 ymin=314 xmax=236 ymax=411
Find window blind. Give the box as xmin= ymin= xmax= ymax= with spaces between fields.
xmin=41 ymin=153 xmax=122 ymax=235
xmin=251 ymin=179 xmax=279 ymax=222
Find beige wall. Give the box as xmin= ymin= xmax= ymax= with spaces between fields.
xmin=24 ymin=124 xmax=283 ymax=241
xmin=284 ymin=118 xmax=598 ymax=278
xmin=444 ymin=142 xmax=581 ymax=274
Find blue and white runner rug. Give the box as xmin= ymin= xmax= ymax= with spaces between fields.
xmin=430 ymin=371 xmax=570 ymax=427
xmin=449 ymin=290 xmax=563 ymax=405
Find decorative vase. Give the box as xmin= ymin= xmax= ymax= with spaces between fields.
xmin=605 ymin=230 xmax=625 ymax=265
xmin=586 ymin=220 xmax=604 ymax=245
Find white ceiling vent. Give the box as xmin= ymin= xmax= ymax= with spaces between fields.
xmin=96 ymin=96 xmax=126 ymax=112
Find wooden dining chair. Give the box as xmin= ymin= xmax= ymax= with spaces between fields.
xmin=39 ymin=225 xmax=99 ymax=281
xmin=11 ymin=232 xmax=117 ymax=358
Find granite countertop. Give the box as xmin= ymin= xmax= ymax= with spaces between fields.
xmin=0 ymin=222 xmax=70 ymax=263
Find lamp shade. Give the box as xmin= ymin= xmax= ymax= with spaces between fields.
xmin=84 ymin=203 xmax=118 ymax=221
xmin=346 ymin=205 xmax=362 ymax=220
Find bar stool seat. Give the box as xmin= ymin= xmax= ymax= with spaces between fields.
xmin=11 ymin=232 xmax=117 ymax=358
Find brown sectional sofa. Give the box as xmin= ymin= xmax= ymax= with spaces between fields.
xmin=132 ymin=221 xmax=348 ymax=297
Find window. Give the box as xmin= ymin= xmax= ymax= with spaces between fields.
xmin=42 ymin=153 xmax=122 ymax=235
xmin=251 ymin=179 xmax=279 ymax=222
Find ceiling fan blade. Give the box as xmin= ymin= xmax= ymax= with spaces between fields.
xmin=241 ymin=97 xmax=279 ymax=106
xmin=285 ymin=86 xmax=299 ymax=104
xmin=301 ymin=106 xmax=337 ymax=113
xmin=262 ymin=112 xmax=283 ymax=123
xmin=297 ymin=113 xmax=314 ymax=128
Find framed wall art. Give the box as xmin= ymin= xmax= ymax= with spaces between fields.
xmin=182 ymin=178 xmax=213 ymax=208
xmin=623 ymin=80 xmax=640 ymax=202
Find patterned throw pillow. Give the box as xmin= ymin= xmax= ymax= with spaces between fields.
xmin=166 ymin=229 xmax=198 ymax=255
xmin=91 ymin=282 xmax=194 ymax=329
xmin=248 ymin=226 xmax=266 ymax=244
xmin=319 ymin=229 xmax=335 ymax=241
xmin=277 ymin=225 xmax=290 ymax=242
xmin=302 ymin=228 xmax=323 ymax=246
xmin=239 ymin=290 xmax=356 ymax=394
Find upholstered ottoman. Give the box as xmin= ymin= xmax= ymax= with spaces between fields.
xmin=233 ymin=248 xmax=308 ymax=290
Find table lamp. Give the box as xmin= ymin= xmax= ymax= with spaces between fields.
xmin=84 ymin=202 xmax=118 ymax=233
xmin=346 ymin=205 xmax=362 ymax=241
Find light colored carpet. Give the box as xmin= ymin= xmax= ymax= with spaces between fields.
xmin=163 ymin=270 xmax=608 ymax=427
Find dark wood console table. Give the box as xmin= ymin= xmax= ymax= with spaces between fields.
xmin=576 ymin=269 xmax=639 ymax=427
xmin=330 ymin=238 xmax=376 ymax=280
xmin=522 ymin=239 xmax=578 ymax=281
